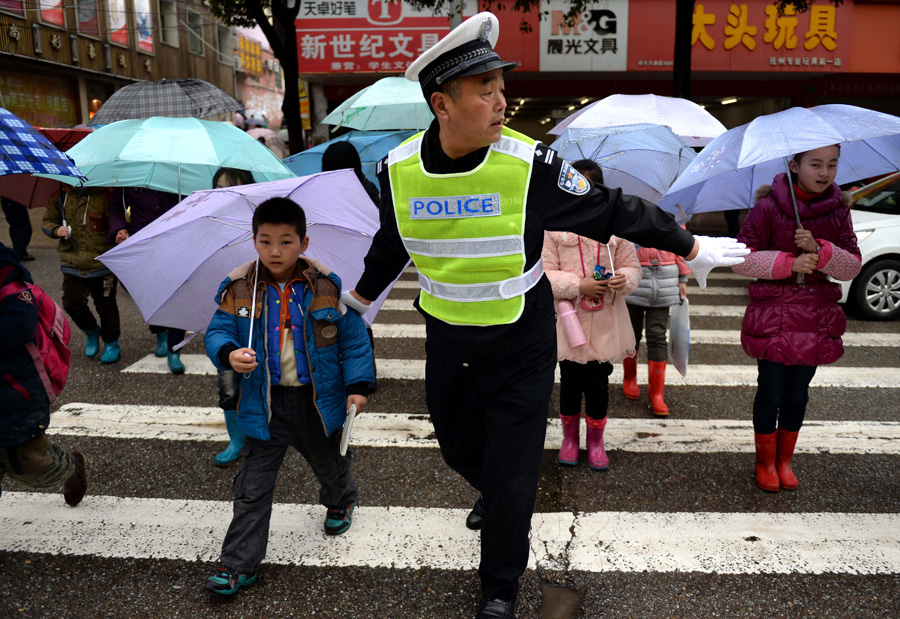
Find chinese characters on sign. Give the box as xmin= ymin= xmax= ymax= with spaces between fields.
xmin=539 ymin=0 xmax=628 ymax=71
xmin=238 ymin=37 xmax=263 ymax=75
xmin=295 ymin=0 xmax=448 ymax=74
xmin=690 ymin=1 xmax=844 ymax=70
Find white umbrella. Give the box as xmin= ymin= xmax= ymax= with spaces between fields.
xmin=549 ymin=94 xmax=727 ymax=148
xmin=322 ymin=77 xmax=434 ymax=131
xmin=549 ymin=124 xmax=695 ymax=204
xmin=98 ymin=170 xmax=398 ymax=333
xmin=660 ymin=104 xmax=900 ymax=220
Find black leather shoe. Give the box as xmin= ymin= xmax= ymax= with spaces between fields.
xmin=19 ymin=253 xmax=35 ymax=262
xmin=476 ymin=597 xmax=515 ymax=619
xmin=465 ymin=497 xmax=484 ymax=530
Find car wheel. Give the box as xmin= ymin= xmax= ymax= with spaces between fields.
xmin=851 ymin=258 xmax=900 ymax=321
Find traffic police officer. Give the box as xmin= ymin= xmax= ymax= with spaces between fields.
xmin=341 ymin=12 xmax=748 ymax=619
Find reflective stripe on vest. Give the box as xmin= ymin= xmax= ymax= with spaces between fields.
xmin=389 ymin=127 xmax=537 ymax=326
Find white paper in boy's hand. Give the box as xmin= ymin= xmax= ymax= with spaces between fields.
xmin=340 ymin=404 xmax=357 ymax=456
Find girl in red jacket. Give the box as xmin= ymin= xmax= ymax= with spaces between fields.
xmin=732 ymin=145 xmax=861 ymax=492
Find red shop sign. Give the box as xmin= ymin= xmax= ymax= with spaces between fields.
xmin=295 ymin=0 xmax=449 ymax=74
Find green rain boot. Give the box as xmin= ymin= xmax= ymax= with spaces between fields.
xmin=100 ymin=341 xmax=120 ymax=364
xmin=214 ymin=410 xmax=246 ymax=466
xmin=167 ymin=351 xmax=185 ymax=375
xmin=154 ymin=331 xmax=168 ymax=357
xmin=84 ymin=327 xmax=101 ymax=358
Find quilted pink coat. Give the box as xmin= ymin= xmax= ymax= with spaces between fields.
xmin=733 ymin=173 xmax=861 ymax=366
xmin=542 ymin=231 xmax=641 ymax=364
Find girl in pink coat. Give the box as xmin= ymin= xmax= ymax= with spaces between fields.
xmin=732 ymin=145 xmax=860 ymax=492
xmin=542 ymin=160 xmax=642 ymax=470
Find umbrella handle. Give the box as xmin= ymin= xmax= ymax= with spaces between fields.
xmin=783 ymin=157 xmax=806 ymax=286
xmin=244 ymin=257 xmax=259 ymax=379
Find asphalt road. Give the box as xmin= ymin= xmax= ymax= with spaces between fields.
xmin=1 ymin=248 xmax=898 ymax=618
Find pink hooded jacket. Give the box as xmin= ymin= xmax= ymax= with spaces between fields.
xmin=542 ymin=231 xmax=641 ymax=364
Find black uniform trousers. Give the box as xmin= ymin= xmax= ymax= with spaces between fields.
xmin=425 ymin=313 xmax=557 ymax=601
xmin=220 ymin=384 xmax=357 ymax=573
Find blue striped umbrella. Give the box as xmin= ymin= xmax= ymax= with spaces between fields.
xmin=0 ymin=108 xmax=83 ymax=179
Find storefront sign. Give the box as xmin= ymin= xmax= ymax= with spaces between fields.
xmin=39 ymin=0 xmax=65 ymax=27
xmin=0 ymin=69 xmax=78 ymax=127
xmin=628 ymin=0 xmax=851 ymax=73
xmin=107 ymin=0 xmax=129 ymax=47
xmin=0 ymin=0 xmax=25 ymax=16
xmin=539 ymin=0 xmax=628 ymax=71
xmin=136 ymin=0 xmax=154 ymax=53
xmin=77 ymin=0 xmax=100 ymax=38
xmin=295 ymin=0 xmax=449 ymax=74
xmin=239 ymin=36 xmax=263 ymax=75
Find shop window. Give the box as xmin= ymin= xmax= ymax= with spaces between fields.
xmin=187 ymin=11 xmax=204 ymax=55
xmin=217 ymin=25 xmax=234 ymax=66
xmin=160 ymin=0 xmax=179 ymax=48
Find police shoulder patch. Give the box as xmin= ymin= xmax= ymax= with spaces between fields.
xmin=558 ymin=161 xmax=590 ymax=196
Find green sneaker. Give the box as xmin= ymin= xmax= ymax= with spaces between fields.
xmin=324 ymin=503 xmax=354 ymax=536
xmin=203 ymin=567 xmax=257 ymax=595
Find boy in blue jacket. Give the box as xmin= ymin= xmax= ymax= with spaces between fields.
xmin=203 ymin=198 xmax=374 ymax=595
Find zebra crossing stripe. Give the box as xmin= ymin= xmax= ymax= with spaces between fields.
xmin=391 ymin=280 xmax=749 ymax=296
xmin=370 ymin=324 xmax=900 ymax=347
xmin=48 ymin=404 xmax=900 ymax=454
xmin=379 ymin=299 xmax=752 ymax=315
xmin=1 ymin=492 xmax=897 ymax=575
xmin=121 ymin=355 xmax=900 ymax=387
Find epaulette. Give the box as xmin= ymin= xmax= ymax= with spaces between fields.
xmin=376 ymin=155 xmax=390 ymax=176
xmin=533 ymin=142 xmax=555 ymax=165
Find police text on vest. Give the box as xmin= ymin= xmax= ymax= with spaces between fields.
xmin=409 ymin=194 xmax=502 ymax=219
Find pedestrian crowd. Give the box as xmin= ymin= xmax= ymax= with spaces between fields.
xmin=0 ymin=10 xmax=863 ymax=619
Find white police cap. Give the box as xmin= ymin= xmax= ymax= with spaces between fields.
xmin=406 ymin=12 xmax=517 ymax=99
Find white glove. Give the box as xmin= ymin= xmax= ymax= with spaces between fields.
xmin=685 ymin=235 xmax=750 ymax=288
xmin=340 ymin=290 xmax=372 ymax=316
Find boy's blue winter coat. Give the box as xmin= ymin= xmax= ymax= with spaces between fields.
xmin=205 ymin=257 xmax=374 ymax=440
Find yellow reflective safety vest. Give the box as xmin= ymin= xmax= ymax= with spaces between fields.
xmin=388 ymin=127 xmax=542 ymax=326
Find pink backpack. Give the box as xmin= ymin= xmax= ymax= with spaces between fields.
xmin=0 ymin=269 xmax=71 ymax=402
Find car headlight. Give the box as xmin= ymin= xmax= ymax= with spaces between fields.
xmin=855 ymin=229 xmax=874 ymax=244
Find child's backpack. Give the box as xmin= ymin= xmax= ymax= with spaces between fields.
xmin=0 ymin=273 xmax=71 ymax=401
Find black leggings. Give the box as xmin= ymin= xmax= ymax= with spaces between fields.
xmin=627 ymin=304 xmax=669 ymax=362
xmin=752 ymin=359 xmax=817 ymax=434
xmin=559 ymin=360 xmax=613 ymax=420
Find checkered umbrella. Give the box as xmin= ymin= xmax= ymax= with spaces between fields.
xmin=0 ymin=107 xmax=83 ymax=180
xmin=88 ymin=78 xmax=243 ymax=126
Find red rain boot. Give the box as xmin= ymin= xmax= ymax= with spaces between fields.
xmin=622 ymin=354 xmax=639 ymax=400
xmin=585 ymin=416 xmax=609 ymax=471
xmin=754 ymin=431 xmax=780 ymax=492
xmin=776 ymin=428 xmax=800 ymax=490
xmin=647 ymin=360 xmax=669 ymax=416
xmin=558 ymin=414 xmax=580 ymax=466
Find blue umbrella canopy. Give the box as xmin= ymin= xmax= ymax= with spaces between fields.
xmin=284 ymin=130 xmax=416 ymax=186
xmin=661 ymin=104 xmax=900 ymax=219
xmin=550 ymin=124 xmax=695 ymax=204
xmin=39 ymin=116 xmax=294 ymax=196
xmin=0 ymin=107 xmax=83 ymax=179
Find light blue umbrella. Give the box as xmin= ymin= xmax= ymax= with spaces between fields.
xmin=660 ymin=104 xmax=900 ymax=220
xmin=550 ymin=124 xmax=695 ymax=204
xmin=322 ymin=77 xmax=433 ymax=131
xmin=283 ymin=130 xmax=416 ymax=186
xmin=39 ymin=117 xmax=294 ymax=196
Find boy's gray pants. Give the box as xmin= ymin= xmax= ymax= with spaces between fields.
xmin=219 ymin=384 xmax=357 ymax=573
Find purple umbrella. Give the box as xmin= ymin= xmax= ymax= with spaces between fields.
xmin=98 ymin=170 xmax=401 ymax=333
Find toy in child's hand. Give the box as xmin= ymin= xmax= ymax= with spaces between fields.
xmin=593 ymin=265 xmax=613 ymax=281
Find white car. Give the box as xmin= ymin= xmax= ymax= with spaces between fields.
xmin=840 ymin=173 xmax=900 ymax=321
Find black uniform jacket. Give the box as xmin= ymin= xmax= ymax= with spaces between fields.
xmin=355 ymin=120 xmax=695 ymax=363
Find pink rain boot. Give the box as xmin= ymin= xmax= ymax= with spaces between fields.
xmin=558 ymin=414 xmax=580 ymax=466
xmin=585 ymin=416 xmax=609 ymax=471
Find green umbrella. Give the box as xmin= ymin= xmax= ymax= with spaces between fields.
xmin=322 ymin=77 xmax=433 ymax=132
xmin=38 ymin=116 xmax=294 ymax=196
